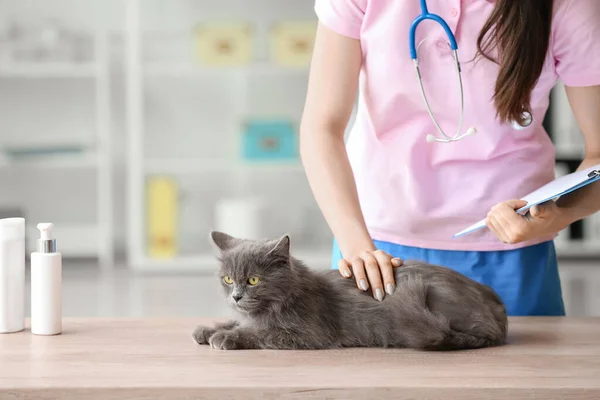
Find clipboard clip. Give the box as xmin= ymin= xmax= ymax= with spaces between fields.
xmin=588 ymin=170 xmax=600 ymax=179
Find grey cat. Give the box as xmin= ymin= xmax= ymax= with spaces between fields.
xmin=193 ymin=231 xmax=508 ymax=351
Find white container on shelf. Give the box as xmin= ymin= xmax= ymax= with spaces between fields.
xmin=0 ymin=217 xmax=25 ymax=334
xmin=214 ymin=197 xmax=268 ymax=240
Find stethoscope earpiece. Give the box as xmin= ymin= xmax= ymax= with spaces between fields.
xmin=465 ymin=127 xmax=477 ymax=137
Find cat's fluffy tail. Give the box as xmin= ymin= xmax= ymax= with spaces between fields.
xmin=437 ymin=329 xmax=506 ymax=351
xmin=393 ymin=275 xmax=452 ymax=350
xmin=393 ymin=276 xmax=505 ymax=351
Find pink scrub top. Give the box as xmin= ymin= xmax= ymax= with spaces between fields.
xmin=314 ymin=0 xmax=600 ymax=251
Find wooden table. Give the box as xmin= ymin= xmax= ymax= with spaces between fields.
xmin=1 ymin=318 xmax=599 ymax=399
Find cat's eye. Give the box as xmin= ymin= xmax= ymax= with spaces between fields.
xmin=223 ymin=276 xmax=233 ymax=285
xmin=248 ymin=276 xmax=260 ymax=286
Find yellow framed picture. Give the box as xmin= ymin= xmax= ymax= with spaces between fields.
xmin=194 ymin=22 xmax=254 ymax=66
xmin=270 ymin=21 xmax=316 ymax=67
xmin=146 ymin=176 xmax=178 ymax=258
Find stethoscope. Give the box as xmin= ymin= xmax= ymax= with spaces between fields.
xmin=409 ymin=0 xmax=533 ymax=143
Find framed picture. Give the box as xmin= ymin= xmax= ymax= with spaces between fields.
xmin=146 ymin=176 xmax=178 ymax=258
xmin=241 ymin=119 xmax=298 ymax=161
xmin=270 ymin=21 xmax=316 ymax=67
xmin=194 ymin=22 xmax=254 ymax=66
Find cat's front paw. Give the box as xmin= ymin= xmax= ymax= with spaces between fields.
xmin=209 ymin=330 xmax=244 ymax=350
xmin=192 ymin=325 xmax=216 ymax=345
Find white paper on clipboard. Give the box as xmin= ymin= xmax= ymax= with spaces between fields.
xmin=453 ymin=163 xmax=600 ymax=239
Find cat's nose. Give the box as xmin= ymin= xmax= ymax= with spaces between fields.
xmin=232 ymin=294 xmax=243 ymax=303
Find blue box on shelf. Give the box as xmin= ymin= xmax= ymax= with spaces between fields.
xmin=241 ymin=120 xmax=298 ymax=161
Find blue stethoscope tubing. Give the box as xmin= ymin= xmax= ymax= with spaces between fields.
xmin=409 ymin=0 xmax=531 ymax=143
xmin=409 ymin=0 xmax=458 ymax=59
xmin=410 ymin=0 xmax=472 ymax=143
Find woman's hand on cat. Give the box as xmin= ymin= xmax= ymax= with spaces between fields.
xmin=485 ymin=199 xmax=568 ymax=244
xmin=338 ymin=250 xmax=403 ymax=301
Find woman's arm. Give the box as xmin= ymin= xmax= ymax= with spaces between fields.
xmin=486 ymin=85 xmax=600 ymax=244
xmin=554 ymin=84 xmax=600 ymax=220
xmin=300 ymin=23 xmax=401 ymax=300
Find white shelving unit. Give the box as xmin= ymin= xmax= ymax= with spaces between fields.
xmin=144 ymin=61 xmax=310 ymax=78
xmin=124 ymin=0 xmax=332 ymax=272
xmin=144 ymin=158 xmax=305 ymax=175
xmin=0 ymin=14 xmax=114 ymax=268
xmin=0 ymin=62 xmax=97 ymax=78
xmin=556 ymin=241 xmax=600 ymax=258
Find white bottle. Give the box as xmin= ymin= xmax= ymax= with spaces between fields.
xmin=0 ymin=217 xmax=25 ymax=334
xmin=31 ymin=223 xmax=62 ymax=335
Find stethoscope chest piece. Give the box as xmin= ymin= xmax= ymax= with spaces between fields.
xmin=510 ymin=111 xmax=533 ymax=130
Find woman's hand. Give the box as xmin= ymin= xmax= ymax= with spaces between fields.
xmin=485 ymin=199 xmax=569 ymax=244
xmin=338 ymin=250 xmax=403 ymax=301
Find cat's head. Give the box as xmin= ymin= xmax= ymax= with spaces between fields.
xmin=209 ymin=231 xmax=294 ymax=315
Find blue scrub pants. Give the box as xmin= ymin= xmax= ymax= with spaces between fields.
xmin=330 ymin=239 xmax=565 ymax=316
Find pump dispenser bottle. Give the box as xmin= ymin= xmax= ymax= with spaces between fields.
xmin=31 ymin=223 xmax=62 ymax=335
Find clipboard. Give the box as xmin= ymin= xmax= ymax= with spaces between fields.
xmin=453 ymin=163 xmax=600 ymax=238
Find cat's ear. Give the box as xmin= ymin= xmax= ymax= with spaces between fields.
xmin=266 ymin=234 xmax=290 ymax=258
xmin=209 ymin=231 xmax=240 ymax=252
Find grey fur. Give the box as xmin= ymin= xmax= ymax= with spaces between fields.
xmin=193 ymin=231 xmax=508 ymax=351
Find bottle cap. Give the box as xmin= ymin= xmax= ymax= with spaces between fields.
xmin=37 ymin=223 xmax=56 ymax=253
xmin=0 ymin=217 xmax=25 ymax=241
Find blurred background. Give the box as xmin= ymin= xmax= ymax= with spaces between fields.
xmin=0 ymin=0 xmax=598 ymax=319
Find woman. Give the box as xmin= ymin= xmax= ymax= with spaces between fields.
xmin=299 ymin=0 xmax=600 ymax=316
